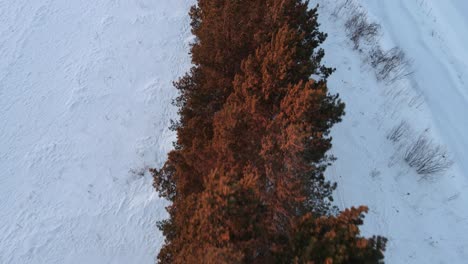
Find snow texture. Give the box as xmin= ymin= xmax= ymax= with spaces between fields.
xmin=0 ymin=1 xmax=193 ymax=263
xmin=0 ymin=0 xmax=467 ymax=263
xmin=317 ymin=0 xmax=468 ymax=263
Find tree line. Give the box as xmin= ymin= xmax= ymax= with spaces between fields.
xmin=152 ymin=1 xmax=386 ymax=263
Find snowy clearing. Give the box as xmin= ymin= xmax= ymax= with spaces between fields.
xmin=0 ymin=1 xmax=192 ymax=263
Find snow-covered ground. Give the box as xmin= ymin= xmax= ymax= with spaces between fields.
xmin=317 ymin=0 xmax=468 ymax=263
xmin=0 ymin=1 xmax=193 ymax=263
xmin=0 ymin=0 xmax=467 ymax=263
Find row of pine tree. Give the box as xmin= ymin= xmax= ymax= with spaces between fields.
xmin=151 ymin=1 xmax=386 ymax=263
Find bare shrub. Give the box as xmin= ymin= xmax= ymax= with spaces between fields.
xmin=332 ymin=0 xmax=354 ymax=17
xmin=345 ymin=10 xmax=381 ymax=50
xmin=404 ymin=134 xmax=453 ymax=175
xmin=333 ymin=0 xmax=413 ymax=85
xmin=387 ymin=120 xmax=409 ymax=143
xmin=370 ymin=168 xmax=381 ymax=178
xmin=369 ymin=47 xmax=413 ymax=84
xmin=130 ymin=167 xmax=146 ymax=178
xmin=408 ymin=90 xmax=424 ymax=109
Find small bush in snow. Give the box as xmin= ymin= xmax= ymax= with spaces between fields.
xmin=345 ymin=10 xmax=380 ymax=50
xmin=404 ymin=134 xmax=453 ymax=175
xmin=387 ymin=120 xmax=410 ymax=143
xmin=369 ymin=47 xmax=413 ymax=84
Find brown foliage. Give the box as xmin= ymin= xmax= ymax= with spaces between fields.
xmin=291 ymin=206 xmax=387 ymax=263
xmin=152 ymin=1 xmax=386 ymax=263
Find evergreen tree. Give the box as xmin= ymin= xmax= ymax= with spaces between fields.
xmin=152 ymin=1 xmax=386 ymax=263
xmin=291 ymin=207 xmax=387 ymax=263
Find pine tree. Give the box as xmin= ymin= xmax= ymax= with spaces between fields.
xmin=152 ymin=1 xmax=386 ymax=263
xmin=176 ymin=169 xmax=266 ymax=264
xmin=152 ymin=3 xmax=272 ymax=260
xmin=291 ymin=207 xmax=387 ymax=263
xmin=210 ymin=24 xmax=346 ymax=261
